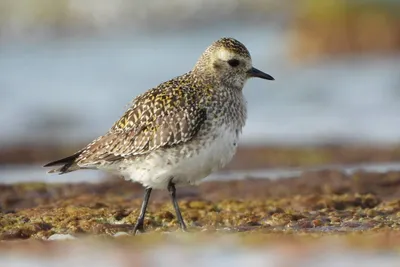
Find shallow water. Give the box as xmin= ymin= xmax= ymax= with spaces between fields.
xmin=1 ymin=23 xmax=400 ymax=146
xmin=2 ymin=162 xmax=400 ymax=184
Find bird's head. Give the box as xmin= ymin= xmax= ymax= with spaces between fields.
xmin=193 ymin=37 xmax=274 ymax=89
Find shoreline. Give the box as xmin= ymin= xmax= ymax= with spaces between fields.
xmin=2 ymin=144 xmax=400 ymax=170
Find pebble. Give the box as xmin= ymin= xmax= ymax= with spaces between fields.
xmin=47 ymin=234 xmax=76 ymax=241
xmin=113 ymin=232 xmax=131 ymax=237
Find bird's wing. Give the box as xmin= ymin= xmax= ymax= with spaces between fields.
xmin=76 ymin=85 xmax=207 ymax=166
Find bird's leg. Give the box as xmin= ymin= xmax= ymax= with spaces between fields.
xmin=167 ymin=180 xmax=187 ymax=231
xmin=133 ymin=187 xmax=152 ymax=235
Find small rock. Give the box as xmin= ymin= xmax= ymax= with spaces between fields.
xmin=312 ymin=219 xmax=323 ymax=227
xmin=113 ymin=232 xmax=131 ymax=237
xmin=47 ymin=234 xmax=76 ymax=240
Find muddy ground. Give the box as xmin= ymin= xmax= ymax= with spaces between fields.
xmin=1 ymin=169 xmax=400 ymax=241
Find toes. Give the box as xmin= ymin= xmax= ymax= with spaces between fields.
xmin=132 ymin=224 xmax=145 ymax=235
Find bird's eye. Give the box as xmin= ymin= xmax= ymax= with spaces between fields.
xmin=227 ymin=59 xmax=240 ymax=67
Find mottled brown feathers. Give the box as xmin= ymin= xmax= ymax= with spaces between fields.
xmin=75 ymin=73 xmax=209 ymax=166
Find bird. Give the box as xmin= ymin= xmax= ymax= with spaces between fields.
xmin=44 ymin=37 xmax=274 ymax=234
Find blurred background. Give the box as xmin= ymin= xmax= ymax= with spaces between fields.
xmin=0 ymin=0 xmax=400 ymax=181
xmin=1 ymin=1 xmax=400 ymax=265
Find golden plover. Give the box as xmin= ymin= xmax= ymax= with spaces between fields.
xmin=44 ymin=37 xmax=274 ymax=234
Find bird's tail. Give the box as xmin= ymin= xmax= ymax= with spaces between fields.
xmin=43 ymin=151 xmax=82 ymax=174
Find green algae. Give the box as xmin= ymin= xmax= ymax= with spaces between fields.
xmin=1 ymin=192 xmax=399 ymax=240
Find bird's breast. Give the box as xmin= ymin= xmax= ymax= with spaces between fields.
xmin=196 ymin=123 xmax=241 ymax=172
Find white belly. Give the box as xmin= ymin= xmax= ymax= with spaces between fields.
xmin=121 ymin=126 xmax=240 ymax=189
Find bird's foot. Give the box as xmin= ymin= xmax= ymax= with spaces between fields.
xmin=132 ymin=222 xmax=145 ymax=235
xmin=179 ymin=222 xmax=188 ymax=232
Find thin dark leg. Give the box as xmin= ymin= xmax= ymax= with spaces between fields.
xmin=167 ymin=180 xmax=187 ymax=231
xmin=133 ymin=187 xmax=152 ymax=235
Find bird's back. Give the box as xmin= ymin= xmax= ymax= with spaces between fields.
xmin=44 ymin=72 xmax=218 ymax=174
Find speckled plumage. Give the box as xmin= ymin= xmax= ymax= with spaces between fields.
xmin=44 ymin=37 xmax=274 ymax=233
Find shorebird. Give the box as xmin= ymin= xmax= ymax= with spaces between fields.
xmin=44 ymin=37 xmax=274 ymax=234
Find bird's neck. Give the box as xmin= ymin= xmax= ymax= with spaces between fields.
xmin=189 ymin=69 xmax=244 ymax=93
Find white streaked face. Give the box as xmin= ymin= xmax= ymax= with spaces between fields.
xmin=215 ymin=48 xmax=252 ymax=71
xmin=211 ymin=48 xmax=253 ymax=89
xmin=194 ymin=38 xmax=274 ymax=88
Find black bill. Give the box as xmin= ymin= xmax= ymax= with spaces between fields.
xmin=247 ymin=67 xmax=274 ymax=80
